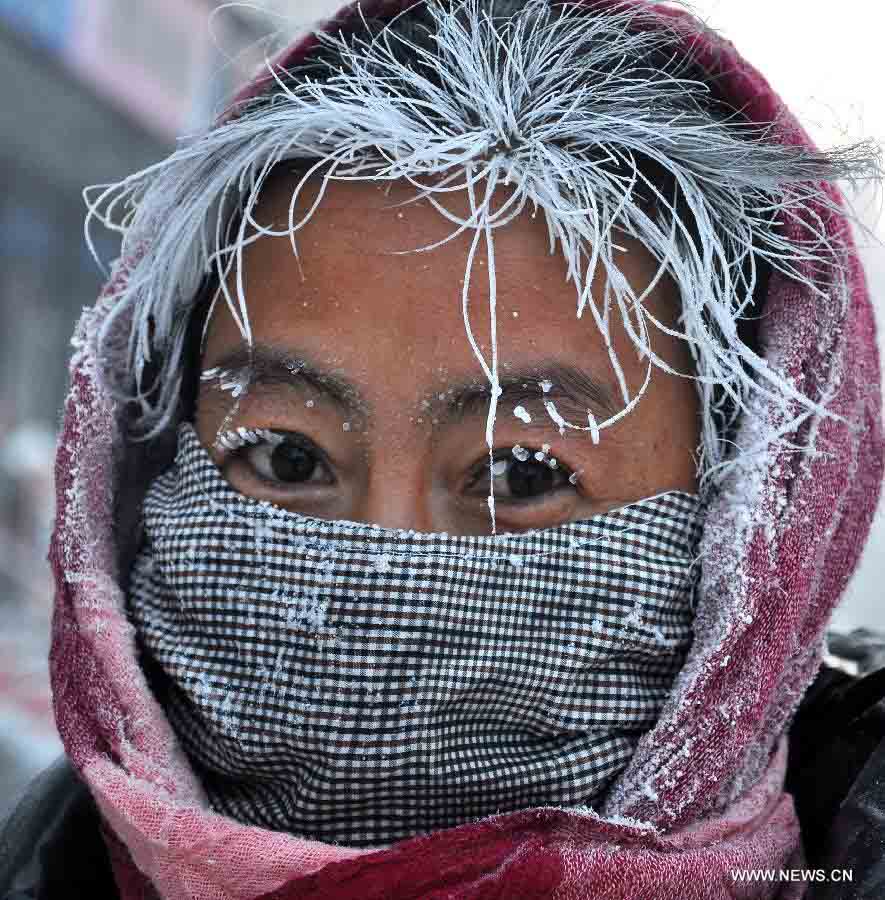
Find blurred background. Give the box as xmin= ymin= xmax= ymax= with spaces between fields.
xmin=0 ymin=0 xmax=882 ymax=815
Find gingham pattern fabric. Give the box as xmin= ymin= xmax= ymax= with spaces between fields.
xmin=127 ymin=423 xmax=703 ymax=847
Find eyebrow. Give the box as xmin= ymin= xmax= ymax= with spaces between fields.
xmin=201 ymin=343 xmax=616 ymax=428
xmin=202 ymin=344 xmax=368 ymax=417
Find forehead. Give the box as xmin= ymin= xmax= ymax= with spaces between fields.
xmin=248 ymin=170 xmax=577 ymax=304
xmin=205 ymin=171 xmax=682 ymax=387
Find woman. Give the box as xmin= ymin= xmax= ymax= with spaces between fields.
xmin=1 ymin=0 xmax=884 ymax=897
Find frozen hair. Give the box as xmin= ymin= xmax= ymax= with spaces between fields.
xmin=85 ymin=0 xmax=880 ymax=527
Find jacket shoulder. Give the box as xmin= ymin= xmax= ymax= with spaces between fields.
xmin=788 ymin=663 xmax=885 ymax=897
xmin=0 ymin=756 xmax=118 ymax=900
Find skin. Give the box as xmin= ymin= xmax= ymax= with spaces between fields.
xmin=196 ymin=172 xmax=700 ymax=535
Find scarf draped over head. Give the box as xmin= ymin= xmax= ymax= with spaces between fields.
xmin=48 ymin=1 xmax=882 ymax=897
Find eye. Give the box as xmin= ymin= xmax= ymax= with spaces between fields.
xmin=469 ymin=447 xmax=576 ymax=502
xmin=221 ymin=429 xmax=334 ymax=488
xmin=251 ymin=440 xmax=323 ymax=485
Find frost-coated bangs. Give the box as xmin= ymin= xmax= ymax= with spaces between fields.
xmin=85 ymin=0 xmax=879 ymax=527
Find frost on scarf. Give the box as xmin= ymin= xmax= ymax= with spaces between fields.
xmin=47 ymin=1 xmax=884 ymax=898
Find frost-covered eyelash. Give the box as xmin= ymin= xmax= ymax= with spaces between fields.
xmin=215 ymin=427 xmax=285 ymax=451
xmin=510 ymin=443 xmax=563 ymax=470
xmin=481 ymin=447 xmax=574 ymax=490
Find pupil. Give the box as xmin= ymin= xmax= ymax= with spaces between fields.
xmin=270 ymin=442 xmax=317 ymax=483
xmin=507 ymin=459 xmax=554 ymax=498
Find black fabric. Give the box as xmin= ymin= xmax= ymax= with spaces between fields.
xmin=3 ymin=664 xmax=885 ymax=898
xmin=786 ymin=664 xmax=885 ymax=867
xmin=0 ymin=757 xmax=117 ymax=900
xmin=806 ymin=736 xmax=885 ymax=900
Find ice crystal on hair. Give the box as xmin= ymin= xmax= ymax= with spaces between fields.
xmin=85 ymin=0 xmax=880 ymax=518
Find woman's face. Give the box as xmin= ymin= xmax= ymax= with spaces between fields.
xmin=196 ymin=173 xmax=700 ymax=535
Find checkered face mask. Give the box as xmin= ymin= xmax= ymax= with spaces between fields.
xmin=128 ymin=423 xmax=703 ymax=847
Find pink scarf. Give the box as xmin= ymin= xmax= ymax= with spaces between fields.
xmin=48 ymin=2 xmax=883 ymax=897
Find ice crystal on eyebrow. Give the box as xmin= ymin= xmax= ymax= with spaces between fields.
xmin=513 ymin=404 xmax=532 ymax=423
xmin=543 ymin=399 xmax=568 ymax=436
xmin=87 ymin=0 xmax=880 ymax=531
xmin=203 ymin=366 xmax=250 ymax=399
xmin=223 ymin=380 xmax=245 ymax=398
